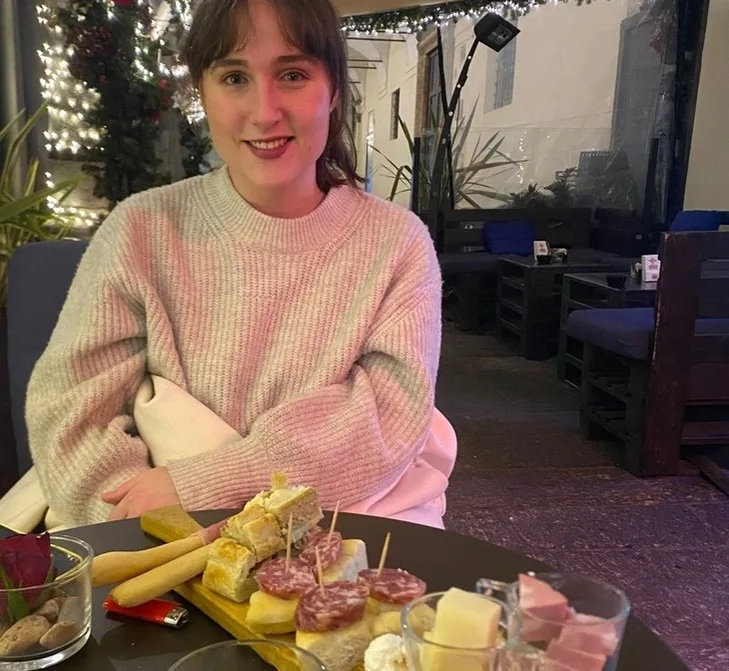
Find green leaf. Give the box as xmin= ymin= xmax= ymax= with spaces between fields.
xmin=0 ymin=175 xmax=83 ymax=225
xmin=0 ymin=563 xmax=30 ymax=624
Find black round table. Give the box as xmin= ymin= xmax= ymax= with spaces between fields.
xmin=55 ymin=510 xmax=687 ymax=671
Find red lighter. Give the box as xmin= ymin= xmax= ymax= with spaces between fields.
xmin=103 ymin=596 xmax=190 ymax=628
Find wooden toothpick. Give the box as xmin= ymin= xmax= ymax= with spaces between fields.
xmin=376 ymin=532 xmax=391 ymax=577
xmin=327 ymin=501 xmax=340 ymax=544
xmin=285 ymin=512 xmax=293 ymax=573
xmin=315 ymin=547 xmax=325 ymax=596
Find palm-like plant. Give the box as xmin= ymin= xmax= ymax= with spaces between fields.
xmin=373 ymin=102 xmax=522 ymax=209
xmin=0 ymin=101 xmax=83 ymax=306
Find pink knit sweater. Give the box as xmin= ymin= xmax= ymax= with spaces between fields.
xmin=26 ymin=168 xmax=452 ymax=527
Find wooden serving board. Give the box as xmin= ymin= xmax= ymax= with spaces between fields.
xmin=140 ymin=506 xmax=300 ymax=671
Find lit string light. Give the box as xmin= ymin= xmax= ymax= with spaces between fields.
xmin=341 ymin=0 xmax=567 ymax=35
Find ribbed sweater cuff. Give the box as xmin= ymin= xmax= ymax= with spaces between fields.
xmin=165 ymin=437 xmax=271 ymax=511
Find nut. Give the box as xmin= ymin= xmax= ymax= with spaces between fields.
xmin=0 ymin=615 xmax=51 ymax=656
xmin=50 ymin=588 xmax=68 ymax=605
xmin=35 ymin=598 xmax=60 ymax=622
xmin=39 ymin=621 xmax=80 ymax=650
xmin=58 ymin=596 xmax=83 ymax=623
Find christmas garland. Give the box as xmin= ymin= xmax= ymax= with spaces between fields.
xmin=341 ymin=0 xmax=602 ymax=34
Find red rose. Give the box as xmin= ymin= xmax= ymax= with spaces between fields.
xmin=113 ymin=0 xmax=135 ymax=7
xmin=0 ymin=533 xmax=55 ymax=622
xmin=150 ymin=111 xmax=161 ymax=123
xmin=159 ymin=79 xmax=169 ymax=91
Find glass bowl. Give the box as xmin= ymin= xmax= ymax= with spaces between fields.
xmin=168 ymin=639 xmax=327 ymax=671
xmin=0 ymin=535 xmax=93 ymax=670
xmin=400 ymin=590 xmax=536 ymax=670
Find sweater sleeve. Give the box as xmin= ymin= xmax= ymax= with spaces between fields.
xmin=26 ymin=208 xmax=151 ymax=525
xmin=165 ymin=223 xmax=442 ymax=510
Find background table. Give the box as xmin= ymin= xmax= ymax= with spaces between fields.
xmin=28 ymin=511 xmax=687 ymax=670
xmin=496 ymin=258 xmax=613 ymax=360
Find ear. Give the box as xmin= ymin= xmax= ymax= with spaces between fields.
xmin=329 ymin=88 xmax=339 ymax=114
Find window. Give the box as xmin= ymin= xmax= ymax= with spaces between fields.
xmin=364 ymin=112 xmax=375 ymax=193
xmin=493 ymin=26 xmax=517 ymax=109
xmin=390 ymin=89 xmax=400 ymax=140
xmin=422 ymin=48 xmax=443 ymax=179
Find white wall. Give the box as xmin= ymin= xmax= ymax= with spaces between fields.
xmin=356 ymin=36 xmax=419 ymax=208
xmin=452 ymin=0 xmax=631 ymax=201
xmin=684 ymin=0 xmax=729 ymax=210
xmin=355 ymin=0 xmax=635 ymax=205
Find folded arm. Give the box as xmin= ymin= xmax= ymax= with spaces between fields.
xmin=26 ymin=214 xmax=152 ymax=525
xmin=166 ymin=224 xmax=443 ymax=510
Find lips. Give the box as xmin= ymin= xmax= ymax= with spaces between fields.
xmin=247 ymin=137 xmax=292 ymax=149
xmin=244 ymin=136 xmax=293 ymax=160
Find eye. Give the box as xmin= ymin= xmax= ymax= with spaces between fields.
xmin=282 ymin=70 xmax=308 ymax=83
xmin=222 ymin=72 xmax=246 ymax=86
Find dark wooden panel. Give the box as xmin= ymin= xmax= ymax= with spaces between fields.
xmin=687 ymin=363 xmax=729 ymax=402
xmin=682 ymin=421 xmax=729 ymax=445
xmin=691 ymin=334 xmax=729 ymax=362
xmin=697 ymin=277 xmax=729 ymax=318
xmin=442 ymin=208 xmax=593 ymax=224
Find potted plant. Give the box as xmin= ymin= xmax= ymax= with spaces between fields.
xmin=0 ymin=101 xmax=83 ymax=307
xmin=0 ymin=101 xmax=82 ymax=493
xmin=373 ymin=102 xmax=522 ymax=210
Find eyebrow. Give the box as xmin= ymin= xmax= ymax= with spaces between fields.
xmin=210 ymin=54 xmax=316 ymax=70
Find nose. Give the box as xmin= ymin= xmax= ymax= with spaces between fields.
xmin=248 ymin=79 xmax=283 ymax=128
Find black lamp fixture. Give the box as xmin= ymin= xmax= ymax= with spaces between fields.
xmin=425 ymin=13 xmax=520 ymax=251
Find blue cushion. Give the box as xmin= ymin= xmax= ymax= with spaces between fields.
xmin=7 ymin=240 xmax=88 ymax=474
xmin=482 ymin=221 xmax=535 ymax=256
xmin=669 ymin=210 xmax=724 ymax=232
xmin=567 ymin=308 xmax=729 ymax=360
xmin=567 ymin=308 xmax=655 ymax=359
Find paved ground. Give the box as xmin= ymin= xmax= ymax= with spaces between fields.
xmin=438 ymin=326 xmax=729 ymax=671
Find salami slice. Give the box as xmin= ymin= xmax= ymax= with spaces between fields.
xmin=254 ymin=557 xmax=316 ymax=599
xmin=294 ymin=581 xmax=370 ymax=632
xmin=357 ymin=568 xmax=427 ymax=605
xmin=299 ymin=530 xmax=343 ymax=570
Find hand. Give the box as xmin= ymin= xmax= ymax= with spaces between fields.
xmin=102 ymin=467 xmax=181 ymax=521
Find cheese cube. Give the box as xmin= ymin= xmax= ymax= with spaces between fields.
xmin=245 ymin=591 xmax=297 ymax=635
xmin=431 ymin=588 xmax=501 ymax=648
xmin=322 ymin=539 xmax=368 ymax=584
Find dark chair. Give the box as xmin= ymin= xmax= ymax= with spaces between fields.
xmin=566 ymin=231 xmax=729 ymax=475
xmin=4 ymin=240 xmax=89 ymax=479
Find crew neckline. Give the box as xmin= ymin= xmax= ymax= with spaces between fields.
xmin=202 ymin=166 xmax=360 ymax=253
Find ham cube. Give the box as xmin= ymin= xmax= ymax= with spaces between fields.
xmin=518 ymin=574 xmax=569 ymax=643
xmin=545 ymin=640 xmax=607 ymax=671
xmin=556 ymin=609 xmax=621 ymax=657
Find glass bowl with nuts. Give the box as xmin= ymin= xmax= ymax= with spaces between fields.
xmin=0 ymin=534 xmax=93 ymax=670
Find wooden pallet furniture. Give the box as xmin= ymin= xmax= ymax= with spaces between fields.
xmin=494 ymin=257 xmax=612 ymax=360
xmin=557 ymin=273 xmax=657 ymax=388
xmin=566 ymin=231 xmax=729 ymax=475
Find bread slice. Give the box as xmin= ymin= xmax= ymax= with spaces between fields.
xmin=265 ymin=486 xmax=322 ymax=543
xmin=202 ymin=538 xmax=257 ymax=602
xmin=296 ymin=617 xmax=372 ymax=671
xmin=246 ymin=590 xmax=298 ymax=635
xmin=222 ymin=512 xmax=286 ymax=563
xmin=322 ymin=539 xmax=368 ymax=584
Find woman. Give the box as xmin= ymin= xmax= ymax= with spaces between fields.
xmin=26 ymin=0 xmax=455 ymax=529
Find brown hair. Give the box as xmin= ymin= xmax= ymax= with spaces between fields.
xmin=181 ymin=0 xmax=363 ymax=192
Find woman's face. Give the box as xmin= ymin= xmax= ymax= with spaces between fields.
xmin=200 ymin=0 xmax=335 ymax=200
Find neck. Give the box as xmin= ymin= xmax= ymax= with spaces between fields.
xmin=229 ymin=169 xmax=325 ymax=218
